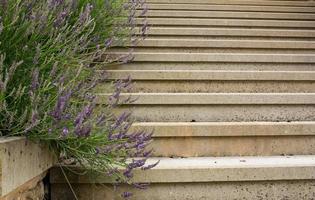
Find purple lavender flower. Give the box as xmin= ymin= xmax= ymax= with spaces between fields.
xmin=142 ymin=160 xmax=160 ymax=171
xmin=105 ymin=38 xmax=113 ymax=48
xmin=140 ymin=5 xmax=148 ymax=16
xmin=133 ymin=183 xmax=149 ymax=190
xmin=75 ymin=124 xmax=92 ymax=137
xmin=31 ymin=68 xmax=39 ymax=92
xmin=0 ymin=17 xmax=3 ymax=34
xmin=79 ymin=3 xmax=93 ymax=24
xmin=54 ymin=11 xmax=69 ymax=28
xmin=121 ymin=192 xmax=132 ymax=199
xmin=96 ymin=114 xmax=106 ymax=126
xmin=50 ymin=89 xmax=72 ymax=121
xmin=62 ymin=127 xmax=69 ymax=137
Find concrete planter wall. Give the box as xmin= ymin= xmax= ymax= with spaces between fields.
xmin=0 ymin=137 xmax=56 ymax=199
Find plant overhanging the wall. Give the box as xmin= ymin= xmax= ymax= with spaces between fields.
xmin=0 ymin=0 xmax=156 ymax=198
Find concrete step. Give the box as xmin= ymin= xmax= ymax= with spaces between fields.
xmin=105 ymin=70 xmax=315 ymax=80
xmin=117 ymin=80 xmax=315 ymax=93
xmin=135 ymin=39 xmax=315 ymax=49
xmin=111 ymin=52 xmax=315 ymax=63
xmin=141 ymin=10 xmax=315 ymax=20
xmin=112 ymin=48 xmax=315 ymax=54
xmin=146 ymin=0 xmax=315 ymax=6
xmin=100 ymin=70 xmax=315 ymax=93
xmin=100 ymin=93 xmax=315 ymax=122
xmin=142 ymin=27 xmax=315 ymax=38
xmin=51 ymin=156 xmax=315 ymax=200
xmin=99 ymin=93 xmax=315 ymax=105
xmin=132 ymin=121 xmax=315 ymax=156
xmin=111 ymin=104 xmax=315 ymax=122
xmin=105 ymin=63 xmax=315 ymax=71
xmin=137 ymin=18 xmax=315 ymax=28
xmin=144 ymin=4 xmax=315 ymax=13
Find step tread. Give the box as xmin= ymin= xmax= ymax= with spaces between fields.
xmin=146 ymin=0 xmax=315 ymax=6
xmin=98 ymin=93 xmax=315 ymax=104
xmin=135 ymin=39 xmax=315 ymax=48
xmin=142 ymin=10 xmax=315 ymax=20
xmin=51 ymin=155 xmax=315 ymax=183
xmin=106 ymin=70 xmax=315 ymax=80
xmin=138 ymin=18 xmax=315 ymax=27
xmin=144 ymin=155 xmax=315 ymax=169
xmin=116 ymin=52 xmax=315 ymax=63
xmin=144 ymin=4 xmax=315 ymax=13
xmin=131 ymin=121 xmax=315 ymax=137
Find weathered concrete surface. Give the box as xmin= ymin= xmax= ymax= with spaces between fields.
xmin=112 ymin=52 xmax=315 ymax=63
xmin=146 ymin=0 xmax=315 ymax=6
xmin=105 ymin=70 xmax=315 ymax=80
xmin=140 ymin=10 xmax=315 ymax=20
xmin=131 ymin=122 xmax=315 ymax=157
xmin=51 ymin=181 xmax=315 ymax=200
xmin=1 ymin=172 xmax=46 ymax=200
xmin=150 ymin=136 xmax=315 ymax=157
xmin=75 ymin=0 xmax=315 ymax=199
xmin=137 ymin=18 xmax=315 ymax=28
xmin=144 ymin=4 xmax=315 ymax=13
xmin=132 ymin=121 xmax=315 ymax=137
xmin=120 ymin=80 xmax=315 ymax=93
xmin=140 ymin=27 xmax=315 ymax=38
xmin=135 ymin=39 xmax=315 ymax=49
xmin=110 ymin=48 xmax=315 ymax=54
xmin=99 ymin=93 xmax=315 ymax=105
xmin=113 ymin=105 xmax=315 ymax=122
xmin=104 ymin=63 xmax=315 ymax=71
xmin=50 ymin=156 xmax=315 ymax=200
xmin=0 ymin=137 xmax=55 ymax=198
xmin=51 ymin=156 xmax=315 ymax=183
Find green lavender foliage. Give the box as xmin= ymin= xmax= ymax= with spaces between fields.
xmin=0 ymin=0 xmax=154 ymax=197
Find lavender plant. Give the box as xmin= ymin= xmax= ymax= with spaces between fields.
xmin=0 ymin=0 xmax=154 ymax=198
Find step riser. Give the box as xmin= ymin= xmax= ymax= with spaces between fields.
xmin=146 ymin=0 xmax=315 ymax=6
xmin=112 ymin=48 xmax=315 ymax=54
xmin=142 ymin=28 xmax=315 ymax=38
xmin=112 ymin=81 xmax=315 ymax=93
xmin=135 ymin=40 xmax=315 ymax=49
xmin=106 ymin=70 xmax=315 ymax=81
xmin=51 ymin=181 xmax=315 ymax=200
xmin=121 ymin=53 xmax=315 ymax=63
xmin=100 ymin=94 xmax=315 ymax=105
xmin=114 ymin=105 xmax=315 ymax=122
xmin=150 ymin=136 xmax=315 ymax=157
xmin=141 ymin=11 xmax=315 ymax=20
xmin=105 ymin=63 xmax=315 ymax=71
xmin=138 ymin=18 xmax=315 ymax=28
xmin=144 ymin=4 xmax=315 ymax=13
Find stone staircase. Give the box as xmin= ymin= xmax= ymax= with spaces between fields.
xmin=50 ymin=0 xmax=315 ymax=199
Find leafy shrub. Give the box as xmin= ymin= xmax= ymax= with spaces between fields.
xmin=0 ymin=0 xmax=154 ymax=198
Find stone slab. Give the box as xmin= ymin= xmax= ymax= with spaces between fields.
xmin=112 ymin=105 xmax=315 ymax=122
xmin=131 ymin=121 xmax=315 ymax=137
xmin=113 ymin=80 xmax=315 ymax=93
xmin=142 ymin=27 xmax=315 ymax=38
xmin=137 ymin=18 xmax=315 ymax=27
xmin=51 ymin=181 xmax=315 ymax=200
xmin=98 ymin=93 xmax=315 ymax=105
xmin=135 ymin=39 xmax=315 ymax=49
xmin=105 ymin=70 xmax=315 ymax=80
xmin=140 ymin=10 xmax=315 ymax=20
xmin=112 ymin=52 xmax=315 ymax=63
xmin=50 ymin=156 xmax=315 ymax=183
xmin=104 ymin=63 xmax=315 ymax=71
xmin=146 ymin=0 xmax=315 ymax=6
xmin=0 ymin=137 xmax=55 ymax=197
xmin=144 ymin=4 xmax=315 ymax=13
